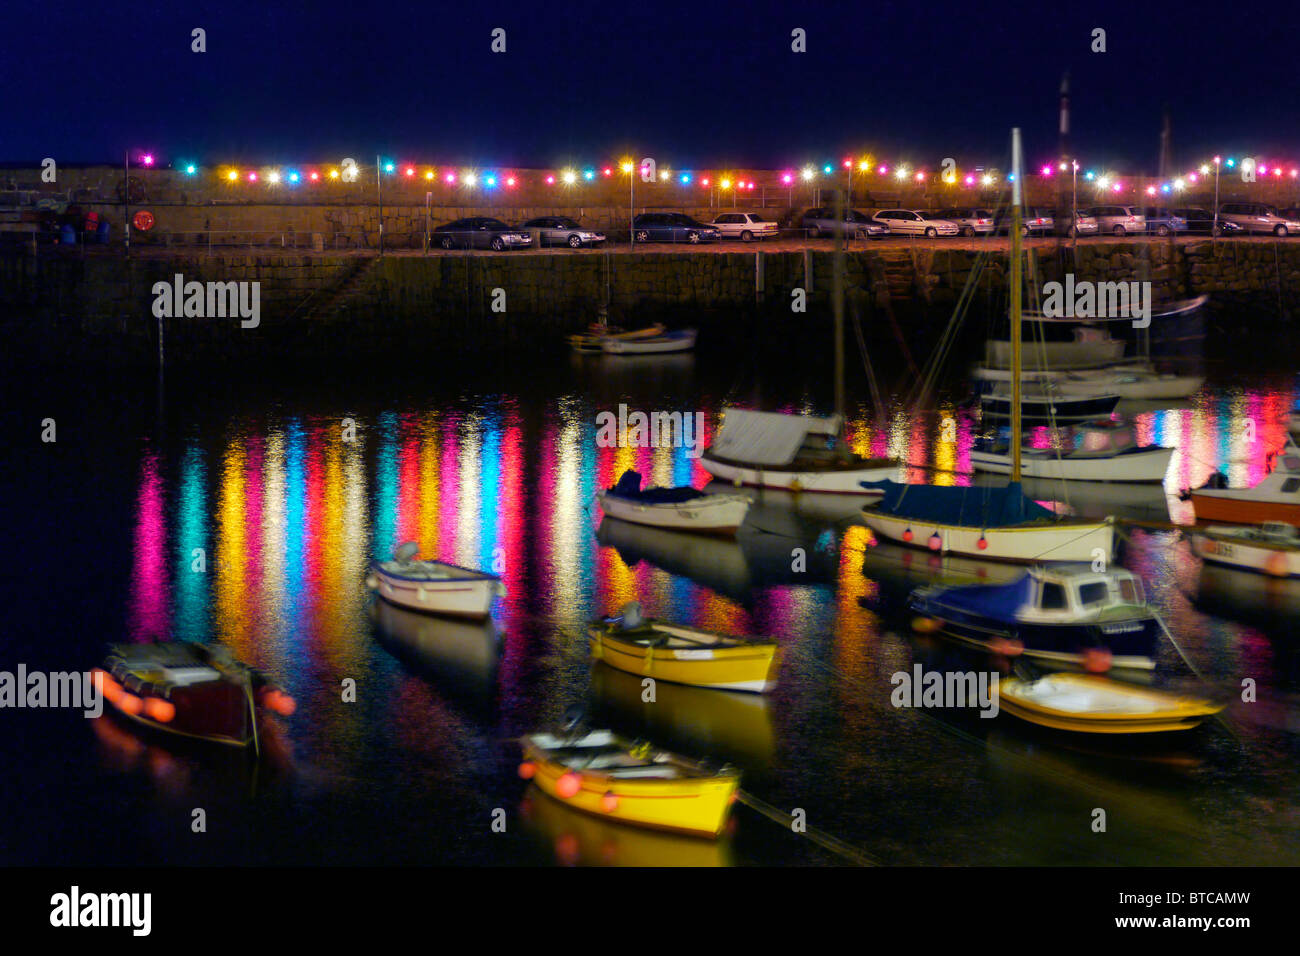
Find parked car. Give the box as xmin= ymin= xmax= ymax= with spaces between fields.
xmin=935 ymin=208 xmax=996 ymax=237
xmin=631 ymin=213 xmax=721 ymax=243
xmin=870 ymin=209 xmax=958 ymax=237
xmin=1140 ymin=208 xmax=1188 ymax=236
xmin=519 ymin=216 xmax=605 ymax=248
xmin=709 ymin=212 xmax=779 ymax=241
xmin=1218 ymin=202 xmax=1300 ymax=236
xmin=1081 ymin=205 xmax=1146 ymax=236
xmin=433 ymin=217 xmax=532 ymax=250
xmin=992 ymin=206 xmax=1055 ymax=236
xmin=800 ymin=208 xmax=888 ymax=239
xmin=1171 ymin=207 xmax=1242 ymax=236
xmin=1055 ymin=209 xmax=1099 ymax=236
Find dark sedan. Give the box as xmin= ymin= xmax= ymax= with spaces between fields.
xmin=631 ymin=213 xmax=721 ymax=243
xmin=1170 ymin=207 xmax=1243 ymax=237
xmin=433 ymin=217 xmax=533 ymax=251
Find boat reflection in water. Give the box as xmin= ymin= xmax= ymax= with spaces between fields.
xmin=519 ymin=785 xmax=732 ymax=867
xmin=589 ymin=662 xmax=775 ymax=771
xmin=370 ymin=599 xmax=502 ymax=712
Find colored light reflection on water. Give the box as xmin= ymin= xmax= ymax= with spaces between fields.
xmin=96 ymin=373 xmax=1300 ymax=866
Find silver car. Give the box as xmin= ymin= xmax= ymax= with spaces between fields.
xmin=871 ymin=209 xmax=959 ymax=237
xmin=1081 ymin=205 xmax=1146 ymax=236
xmin=520 ymin=216 xmax=605 ymax=248
xmin=710 ymin=212 xmax=779 ymax=241
xmin=1218 ymin=202 xmax=1300 ymax=237
xmin=935 ymin=207 xmax=995 ymax=237
xmin=1059 ymin=210 xmax=1099 ymax=236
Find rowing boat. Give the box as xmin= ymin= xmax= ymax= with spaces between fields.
xmin=997 ymin=673 xmax=1223 ymax=733
xmin=600 ymin=328 xmax=697 ymax=354
xmin=367 ymin=542 xmax=505 ymax=619
xmin=518 ymin=729 xmax=740 ymax=837
xmin=596 ymin=470 xmax=750 ymax=534
xmin=588 ymin=603 xmax=779 ymax=693
xmin=1187 ymin=522 xmax=1300 ymax=577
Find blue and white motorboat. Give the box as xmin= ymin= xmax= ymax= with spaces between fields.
xmin=908 ymin=564 xmax=1161 ymax=671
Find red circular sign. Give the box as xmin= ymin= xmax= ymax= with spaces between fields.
xmin=132 ymin=210 xmax=155 ymax=231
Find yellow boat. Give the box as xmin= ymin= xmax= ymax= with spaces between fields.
xmin=588 ymin=606 xmax=779 ymax=693
xmin=997 ymin=673 xmax=1224 ymax=734
xmin=519 ymin=729 xmax=740 ymax=838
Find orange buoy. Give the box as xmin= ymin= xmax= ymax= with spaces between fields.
xmin=912 ymin=616 xmax=941 ymax=634
xmin=143 ymin=697 xmax=175 ymax=722
xmin=600 ymin=791 xmax=619 ymax=813
xmin=1082 ymin=647 xmax=1113 ymax=673
xmin=556 ymin=772 xmax=582 ymax=799
xmin=977 ymin=536 xmax=988 ymax=550
xmin=518 ymin=761 xmax=536 ymax=780
xmin=989 ymin=637 xmax=1024 ymax=657
xmin=117 ymin=692 xmax=144 ymax=715
xmin=1266 ymin=551 xmax=1290 ymax=578
xmin=263 ymin=690 xmax=296 ymax=716
xmin=902 ymin=528 xmax=913 ymax=542
xmin=928 ymin=532 xmax=942 ymax=550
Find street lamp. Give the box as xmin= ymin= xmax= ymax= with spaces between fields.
xmin=1212 ymin=156 xmax=1221 ymax=244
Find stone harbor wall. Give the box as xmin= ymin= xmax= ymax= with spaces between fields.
xmin=2 ymin=241 xmax=1297 ymax=364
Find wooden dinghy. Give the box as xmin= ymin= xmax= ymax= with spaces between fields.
xmin=95 ymin=641 xmax=294 ymax=750
xmin=367 ymin=542 xmax=505 ymax=619
xmin=569 ymin=322 xmax=665 ymax=353
xmin=1188 ymin=522 xmax=1300 ymax=577
xmin=518 ymin=728 xmax=740 ymax=837
xmin=997 ymin=673 xmax=1223 ymax=734
xmin=589 ymin=602 xmax=779 ymax=693
xmin=597 ymin=470 xmax=751 ymax=535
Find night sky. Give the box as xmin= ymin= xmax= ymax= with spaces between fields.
xmin=5 ymin=0 xmax=1298 ymax=171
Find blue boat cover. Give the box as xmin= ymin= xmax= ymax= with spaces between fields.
xmin=609 ymin=470 xmax=706 ymax=504
xmin=915 ymin=574 xmax=1035 ymax=621
xmin=860 ymin=480 xmax=1056 ymax=527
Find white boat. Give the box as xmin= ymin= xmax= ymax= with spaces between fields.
xmin=862 ymin=128 xmax=1117 ymax=564
xmin=367 ymin=542 xmax=505 ymax=619
xmin=985 ymin=325 xmax=1126 ymax=371
xmin=700 ymin=408 xmax=898 ymax=494
xmin=970 ymin=423 xmax=1175 ymax=483
xmin=600 ymin=329 xmax=697 ymax=354
xmin=597 ymin=470 xmax=750 ymax=535
xmin=1187 ymin=436 xmax=1300 ymax=526
xmin=973 ymin=364 xmax=1203 ymax=399
xmin=1187 ymin=522 xmax=1300 ymax=577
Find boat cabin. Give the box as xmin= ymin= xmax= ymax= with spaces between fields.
xmin=1017 ymin=565 xmax=1146 ymax=623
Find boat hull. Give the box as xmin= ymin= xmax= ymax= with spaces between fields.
xmin=998 ymin=675 xmax=1220 ymax=733
xmin=700 ymin=454 xmax=896 ymax=495
xmin=1188 ymin=531 xmax=1300 ymax=577
xmin=861 ymin=508 xmax=1115 ymax=563
xmin=908 ymin=599 xmax=1160 ymax=671
xmin=969 ymin=446 xmax=1174 ymax=482
xmin=369 ymin=566 xmax=503 ymax=619
xmin=520 ymin=739 xmax=739 ymax=838
xmin=596 ymin=491 xmax=749 ymax=534
xmin=979 ymin=391 xmax=1120 ymax=425
xmin=1187 ymin=493 xmax=1300 ymax=528
xmin=589 ymin=627 xmax=780 ymax=693
xmin=601 ymin=330 xmax=697 ymax=354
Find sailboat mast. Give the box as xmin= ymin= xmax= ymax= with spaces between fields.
xmin=1010 ymin=127 xmax=1024 ymax=482
xmin=833 ymin=185 xmax=846 ymax=423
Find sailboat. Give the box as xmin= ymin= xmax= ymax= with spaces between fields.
xmin=699 ymin=192 xmax=898 ymax=495
xmin=860 ymin=128 xmax=1116 ymax=563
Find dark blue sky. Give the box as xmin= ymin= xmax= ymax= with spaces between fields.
xmin=5 ymin=0 xmax=1298 ymax=172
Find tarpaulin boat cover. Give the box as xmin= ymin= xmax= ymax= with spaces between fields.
xmin=914 ymin=574 xmax=1035 ymax=621
xmin=861 ymin=480 xmax=1057 ymax=527
xmin=609 ymin=470 xmax=704 ymax=503
xmin=708 ymin=408 xmax=842 ymax=466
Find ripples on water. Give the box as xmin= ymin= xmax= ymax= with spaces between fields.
xmin=6 ymin=352 xmax=1300 ymax=866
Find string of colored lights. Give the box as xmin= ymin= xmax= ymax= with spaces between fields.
xmin=130 ymin=152 xmax=1300 ymax=193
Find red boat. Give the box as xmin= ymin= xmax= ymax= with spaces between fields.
xmin=95 ymin=642 xmax=294 ymax=751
